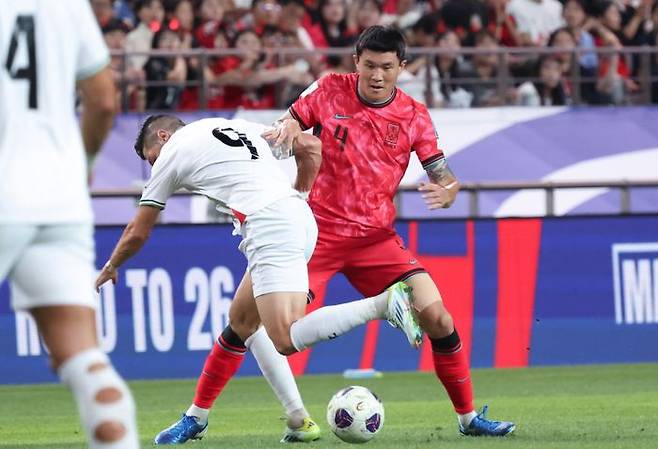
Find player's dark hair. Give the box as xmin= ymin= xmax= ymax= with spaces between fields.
xmin=355 ymin=25 xmax=406 ymax=61
xmin=134 ymin=114 xmax=185 ymax=160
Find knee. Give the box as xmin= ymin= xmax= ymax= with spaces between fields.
xmin=90 ymin=364 xmax=130 ymax=443
xmin=419 ymin=302 xmax=454 ymax=339
xmin=58 ymin=350 xmax=137 ymax=446
xmin=268 ymin=329 xmax=297 ymax=356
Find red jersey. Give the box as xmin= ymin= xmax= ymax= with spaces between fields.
xmin=290 ymin=72 xmax=444 ymax=238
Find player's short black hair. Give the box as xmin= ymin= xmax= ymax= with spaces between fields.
xmin=134 ymin=114 xmax=185 ymax=160
xmin=355 ymin=25 xmax=406 ymax=61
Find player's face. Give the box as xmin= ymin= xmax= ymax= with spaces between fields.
xmin=144 ymin=129 xmax=172 ymax=166
xmin=354 ymin=50 xmax=405 ymax=103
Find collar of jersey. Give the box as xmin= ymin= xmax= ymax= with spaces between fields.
xmin=355 ymin=76 xmax=397 ymax=108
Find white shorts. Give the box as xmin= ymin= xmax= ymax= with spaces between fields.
xmin=238 ymin=195 xmax=318 ymax=298
xmin=0 ymin=224 xmax=96 ymax=311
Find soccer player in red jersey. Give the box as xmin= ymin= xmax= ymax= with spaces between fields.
xmin=155 ymin=26 xmax=515 ymax=444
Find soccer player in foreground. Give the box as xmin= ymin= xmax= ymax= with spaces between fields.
xmin=155 ymin=25 xmax=515 ymax=444
xmin=0 ymin=1 xmax=140 ymax=448
xmin=94 ymin=115 xmax=422 ymax=443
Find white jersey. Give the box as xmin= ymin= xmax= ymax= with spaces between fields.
xmin=0 ymin=0 xmax=109 ymax=224
xmin=140 ymin=118 xmax=299 ymax=220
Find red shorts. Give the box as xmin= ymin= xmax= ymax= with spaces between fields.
xmin=308 ymin=230 xmax=427 ymax=300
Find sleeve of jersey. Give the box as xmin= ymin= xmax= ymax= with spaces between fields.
xmin=289 ymin=80 xmax=323 ymax=131
xmin=75 ymin=0 xmax=111 ymax=80
xmin=139 ymin=152 xmax=178 ymax=210
xmin=412 ymin=107 xmax=445 ymax=170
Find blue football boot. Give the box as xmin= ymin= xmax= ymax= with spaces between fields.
xmin=459 ymin=405 xmax=515 ymax=437
xmin=154 ymin=414 xmax=208 ymax=445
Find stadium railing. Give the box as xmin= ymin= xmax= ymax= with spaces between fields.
xmin=109 ymin=46 xmax=658 ymax=110
xmin=92 ymin=179 xmax=658 ymax=220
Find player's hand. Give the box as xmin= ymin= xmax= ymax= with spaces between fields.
xmin=95 ymin=262 xmax=118 ymax=292
xmin=418 ymin=181 xmax=459 ymax=209
xmin=262 ymin=118 xmax=302 ymax=150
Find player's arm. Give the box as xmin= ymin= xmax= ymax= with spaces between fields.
xmin=262 ymin=79 xmax=321 ymax=158
xmin=262 ymin=111 xmax=304 ymax=159
xmin=419 ymin=158 xmax=460 ymax=210
xmin=94 ymin=205 xmax=160 ymax=291
xmin=413 ymin=107 xmax=460 ymax=210
xmin=77 ymin=66 xmax=116 ymax=174
xmin=292 ymin=133 xmax=322 ymax=194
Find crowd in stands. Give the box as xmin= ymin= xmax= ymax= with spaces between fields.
xmin=91 ymin=0 xmax=658 ymax=110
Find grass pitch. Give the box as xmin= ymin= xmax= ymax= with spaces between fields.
xmin=0 ymin=363 xmax=656 ymax=449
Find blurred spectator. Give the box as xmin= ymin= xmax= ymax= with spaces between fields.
xmin=381 ymin=0 xmax=425 ymax=31
xmin=506 ymin=0 xmax=564 ymax=46
xmin=546 ymin=26 xmax=600 ymax=103
xmin=621 ymin=0 xmax=655 ymax=43
xmin=485 ymin=0 xmax=521 ymax=46
xmin=590 ymin=0 xmax=639 ymax=103
xmin=563 ymin=0 xmax=598 ymax=71
xmin=620 ymin=0 xmax=655 ymax=87
xmin=435 ymin=30 xmax=473 ymax=107
xmin=651 ymin=2 xmax=658 ymax=103
xmin=440 ymin=0 xmax=488 ymax=44
xmin=347 ymin=0 xmax=384 ymax=35
xmin=460 ymin=30 xmax=507 ymax=106
xmin=103 ymin=18 xmax=146 ymax=109
xmin=144 ymin=25 xmax=188 ymax=109
xmin=164 ymin=0 xmax=195 ymax=48
xmin=278 ymin=0 xmax=315 ymax=49
xmin=271 ymin=0 xmax=321 ymax=75
xmin=399 ymin=13 xmax=442 ymax=105
xmin=307 ymin=0 xmax=356 ymax=68
xmin=516 ymin=56 xmax=569 ymax=105
xmin=114 ymin=0 xmax=138 ymax=26
xmin=193 ymin=0 xmax=226 ymax=48
xmin=236 ymin=0 xmax=283 ymax=35
xmin=206 ymin=29 xmax=313 ymax=108
xmin=307 ymin=0 xmax=355 ymax=48
xmin=126 ymin=0 xmax=165 ymax=72
xmin=91 ymin=0 xmax=117 ymax=27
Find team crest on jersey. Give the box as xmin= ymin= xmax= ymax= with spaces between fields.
xmin=385 ymin=122 xmax=401 ymax=147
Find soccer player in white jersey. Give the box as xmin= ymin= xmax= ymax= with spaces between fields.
xmin=0 ymin=1 xmax=140 ymax=448
xmin=95 ymin=115 xmax=421 ymax=444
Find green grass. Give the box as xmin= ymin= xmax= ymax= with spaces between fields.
xmin=1 ymin=364 xmax=657 ymax=448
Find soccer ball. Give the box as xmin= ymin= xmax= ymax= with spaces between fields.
xmin=326 ymin=386 xmax=385 ymax=443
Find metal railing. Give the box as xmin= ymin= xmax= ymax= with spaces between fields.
xmin=109 ymin=45 xmax=658 ymax=111
xmin=92 ymin=179 xmax=658 ymax=220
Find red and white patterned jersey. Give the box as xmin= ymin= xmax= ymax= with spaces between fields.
xmin=290 ymin=72 xmax=444 ymax=238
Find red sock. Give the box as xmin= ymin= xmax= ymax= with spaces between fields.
xmin=193 ymin=333 xmax=246 ymax=409
xmin=431 ymin=330 xmax=474 ymax=415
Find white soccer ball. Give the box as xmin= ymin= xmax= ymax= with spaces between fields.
xmin=326 ymin=385 xmax=385 ymax=444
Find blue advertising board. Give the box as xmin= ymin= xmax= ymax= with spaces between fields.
xmin=1 ymin=215 xmax=657 ymax=384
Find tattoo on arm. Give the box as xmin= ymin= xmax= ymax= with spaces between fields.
xmin=425 ymin=158 xmax=458 ymax=186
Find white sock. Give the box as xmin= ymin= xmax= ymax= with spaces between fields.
xmin=458 ymin=411 xmax=477 ymax=428
xmin=290 ymin=292 xmax=388 ymax=351
xmin=186 ymin=404 xmax=209 ymax=424
xmin=245 ymin=326 xmax=308 ymax=427
xmin=58 ymin=348 xmax=139 ymax=449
